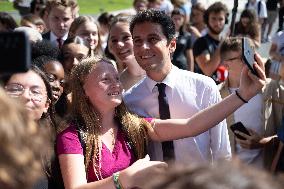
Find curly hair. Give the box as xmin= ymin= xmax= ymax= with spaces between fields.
xmin=130 ymin=9 xmax=176 ymax=42
xmin=69 ymin=56 xmax=149 ymax=174
xmin=0 ymin=87 xmax=47 ymax=189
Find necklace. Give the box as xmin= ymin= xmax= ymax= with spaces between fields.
xmin=109 ymin=129 xmax=115 ymax=147
xmin=93 ymin=128 xmax=116 ymax=180
xmin=93 ymin=138 xmax=103 ymax=180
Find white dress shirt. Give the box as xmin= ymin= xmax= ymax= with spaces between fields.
xmin=50 ymin=31 xmax=68 ymax=48
xmin=123 ymin=66 xmax=231 ymax=164
xmin=246 ymin=0 xmax=267 ymax=19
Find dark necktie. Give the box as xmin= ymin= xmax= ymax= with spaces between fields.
xmin=57 ymin=38 xmax=63 ymax=48
xmin=156 ymin=83 xmax=175 ymax=161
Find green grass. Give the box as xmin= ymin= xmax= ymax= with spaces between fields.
xmin=0 ymin=0 xmax=132 ymax=14
xmin=78 ymin=0 xmax=132 ymax=15
xmin=0 ymin=1 xmax=14 ymax=12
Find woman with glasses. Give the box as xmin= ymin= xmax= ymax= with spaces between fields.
xmin=2 ymin=65 xmax=56 ymax=189
xmin=3 ymin=65 xmax=52 ymax=122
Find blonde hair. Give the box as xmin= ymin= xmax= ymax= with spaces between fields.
xmin=0 ymin=88 xmax=46 ymax=189
xmin=69 ymin=56 xmax=149 ymax=173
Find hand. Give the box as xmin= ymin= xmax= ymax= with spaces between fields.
xmin=187 ymin=26 xmax=201 ymax=37
xmin=235 ymin=128 xmax=264 ymax=149
xmin=238 ymin=53 xmax=266 ymax=101
xmin=120 ymin=155 xmax=168 ymax=189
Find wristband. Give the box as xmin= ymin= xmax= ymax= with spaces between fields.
xmin=235 ymin=90 xmax=248 ymax=103
xmin=113 ymin=172 xmax=124 ymax=189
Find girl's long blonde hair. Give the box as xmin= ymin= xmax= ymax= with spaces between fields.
xmin=69 ymin=56 xmax=149 ymax=173
xmin=68 ymin=16 xmax=103 ymax=56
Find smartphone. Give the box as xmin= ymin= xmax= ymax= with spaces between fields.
xmin=0 ymin=31 xmax=31 ymax=74
xmin=242 ymin=37 xmax=259 ymax=77
xmin=230 ymin=122 xmax=250 ymax=140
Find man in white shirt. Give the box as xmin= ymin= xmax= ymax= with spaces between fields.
xmin=123 ymin=9 xmax=231 ymax=164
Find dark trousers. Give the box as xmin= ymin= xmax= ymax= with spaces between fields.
xmin=278 ymin=7 xmax=284 ymax=31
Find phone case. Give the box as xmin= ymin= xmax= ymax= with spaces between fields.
xmin=230 ymin=122 xmax=250 ymax=140
xmin=242 ymin=37 xmax=259 ymax=77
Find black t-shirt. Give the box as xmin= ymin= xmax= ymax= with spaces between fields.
xmin=266 ymin=0 xmax=278 ymax=11
xmin=192 ymin=34 xmax=220 ymax=82
xmin=172 ymin=30 xmax=192 ymax=70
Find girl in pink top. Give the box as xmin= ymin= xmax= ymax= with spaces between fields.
xmin=57 ymin=55 xmax=265 ymax=188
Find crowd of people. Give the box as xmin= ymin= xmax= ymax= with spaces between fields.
xmin=0 ymin=0 xmax=284 ymax=188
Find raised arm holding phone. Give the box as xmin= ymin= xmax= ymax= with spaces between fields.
xmin=56 ymin=10 xmax=266 ymax=189
xmin=219 ymin=37 xmax=280 ymax=169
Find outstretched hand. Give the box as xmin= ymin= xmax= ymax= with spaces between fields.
xmin=120 ymin=155 xmax=168 ymax=188
xmin=238 ymin=53 xmax=266 ymax=101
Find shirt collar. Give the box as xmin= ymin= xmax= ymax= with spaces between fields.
xmin=50 ymin=31 xmax=68 ymax=42
xmin=145 ymin=65 xmax=179 ymax=92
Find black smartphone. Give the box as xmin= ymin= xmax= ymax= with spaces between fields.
xmin=0 ymin=31 xmax=31 ymax=74
xmin=242 ymin=37 xmax=259 ymax=77
xmin=230 ymin=122 xmax=250 ymax=140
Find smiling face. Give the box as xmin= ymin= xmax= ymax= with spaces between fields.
xmin=62 ymin=43 xmax=89 ymax=75
xmin=43 ymin=61 xmax=65 ymax=102
xmin=6 ymin=70 xmax=49 ymax=121
xmin=108 ymin=22 xmax=135 ymax=63
xmin=75 ymin=21 xmax=99 ymax=51
xmin=132 ymin=22 xmax=175 ymax=80
xmin=83 ymin=62 xmax=122 ymax=113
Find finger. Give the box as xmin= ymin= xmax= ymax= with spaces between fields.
xmin=144 ymin=154 xmax=150 ymax=161
xmin=151 ymin=161 xmax=168 ymax=169
xmin=247 ymin=128 xmax=257 ymax=135
xmin=235 ymin=131 xmax=251 ymax=139
xmin=236 ymin=138 xmax=248 ymax=147
xmin=254 ymin=53 xmax=264 ymax=69
xmin=252 ymin=62 xmax=266 ymax=80
xmin=253 ymin=54 xmax=266 ymax=79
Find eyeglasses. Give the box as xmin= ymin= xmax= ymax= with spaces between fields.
xmin=222 ymin=56 xmax=242 ymax=63
xmin=5 ymin=83 xmax=47 ymax=102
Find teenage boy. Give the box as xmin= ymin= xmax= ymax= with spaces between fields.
xmin=42 ymin=0 xmax=78 ymax=48
xmin=219 ymin=37 xmax=283 ymax=169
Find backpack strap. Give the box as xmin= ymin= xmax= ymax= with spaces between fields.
xmin=257 ymin=1 xmax=262 ymax=15
xmin=245 ymin=1 xmax=249 ymax=9
xmin=77 ymin=129 xmax=87 ymax=157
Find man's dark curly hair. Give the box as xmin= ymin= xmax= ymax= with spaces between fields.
xmin=130 ymin=9 xmax=176 ymax=42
